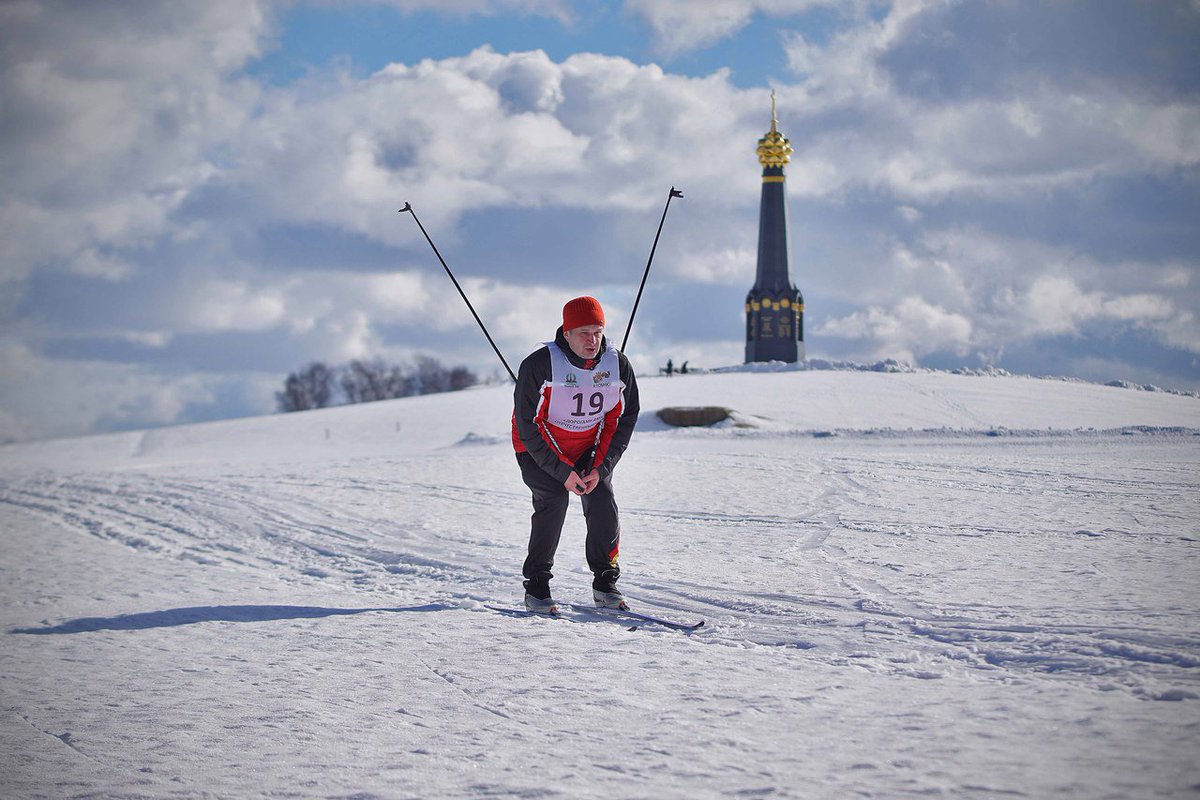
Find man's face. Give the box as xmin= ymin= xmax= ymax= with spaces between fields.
xmin=564 ymin=324 xmax=604 ymax=360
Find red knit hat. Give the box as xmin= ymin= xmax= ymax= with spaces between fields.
xmin=562 ymin=296 xmax=605 ymax=331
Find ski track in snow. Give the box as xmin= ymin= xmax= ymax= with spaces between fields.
xmin=621 ymin=441 xmax=1200 ymax=686
xmin=4 ymin=440 xmax=1197 ymax=690
xmin=2 ymin=373 xmax=1199 ymax=798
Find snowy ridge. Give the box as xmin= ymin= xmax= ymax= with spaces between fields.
xmin=713 ymin=357 xmax=1200 ymax=398
xmin=2 ymin=367 xmax=1196 ymax=472
xmin=1 ymin=370 xmax=1198 ymax=798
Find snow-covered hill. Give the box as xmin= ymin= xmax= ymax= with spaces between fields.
xmin=2 ymin=369 xmax=1198 ymax=798
xmin=3 ymin=368 xmax=1196 ymax=471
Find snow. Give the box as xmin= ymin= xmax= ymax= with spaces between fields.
xmin=1 ymin=368 xmax=1198 ymax=798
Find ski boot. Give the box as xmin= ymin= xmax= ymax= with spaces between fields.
xmin=524 ymin=593 xmax=560 ymax=616
xmin=593 ymin=587 xmax=629 ymax=611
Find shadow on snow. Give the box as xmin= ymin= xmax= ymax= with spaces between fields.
xmin=10 ymin=604 xmax=451 ymax=635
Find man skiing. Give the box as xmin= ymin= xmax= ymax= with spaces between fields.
xmin=511 ymin=296 xmax=640 ymax=615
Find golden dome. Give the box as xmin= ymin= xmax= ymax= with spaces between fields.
xmin=757 ymin=90 xmax=792 ymax=168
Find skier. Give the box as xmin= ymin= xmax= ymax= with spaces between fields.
xmin=511 ymin=296 xmax=640 ymax=614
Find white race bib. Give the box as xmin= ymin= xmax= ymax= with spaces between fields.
xmin=543 ymin=342 xmax=623 ymax=432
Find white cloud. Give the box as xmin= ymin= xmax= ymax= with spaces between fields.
xmin=0 ymin=339 xmax=230 ymax=442
xmin=360 ymin=273 xmax=430 ymax=315
xmin=1115 ymin=102 xmax=1200 ymax=167
xmin=1020 ymin=275 xmax=1104 ymax=337
xmin=780 ymin=0 xmax=926 ymax=102
xmin=1016 ymin=275 xmax=1185 ymax=345
xmin=0 ymin=0 xmax=268 ymax=281
xmin=816 ymin=229 xmax=1199 ymax=363
xmin=224 ymin=46 xmax=764 ymax=247
xmin=119 ymin=331 xmax=172 ymax=349
xmin=467 ymin=279 xmax=567 ymax=355
xmin=775 ymin=2 xmax=1200 ymax=200
xmin=69 ymin=249 xmax=136 ymax=282
xmin=2 ymin=0 xmax=1198 ymax=439
xmin=625 ymin=0 xmax=843 ymax=57
xmin=670 ymin=246 xmax=757 ymax=284
xmin=624 ymin=0 xmax=759 ymax=56
xmin=818 ymin=295 xmax=973 ymax=362
xmin=187 ymin=281 xmax=289 ymax=333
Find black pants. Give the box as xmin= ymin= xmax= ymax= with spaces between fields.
xmin=517 ymin=452 xmax=620 ymax=597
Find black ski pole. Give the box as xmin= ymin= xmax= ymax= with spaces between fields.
xmin=621 ymin=187 xmax=683 ymax=353
xmin=399 ymin=202 xmax=517 ymax=383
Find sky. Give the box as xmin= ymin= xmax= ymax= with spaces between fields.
xmin=1 ymin=0 xmax=1198 ymax=442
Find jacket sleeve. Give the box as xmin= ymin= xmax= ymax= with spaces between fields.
xmin=595 ymin=352 xmax=639 ymax=479
xmin=513 ymin=348 xmax=574 ymax=484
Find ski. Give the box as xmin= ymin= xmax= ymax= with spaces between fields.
xmin=486 ymin=604 xmax=643 ymax=631
xmin=574 ymin=604 xmax=705 ymax=631
xmin=485 ymin=604 xmax=563 ymax=619
xmin=487 ymin=603 xmax=704 ymax=632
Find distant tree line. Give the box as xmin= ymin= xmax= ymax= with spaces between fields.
xmin=276 ymin=356 xmax=478 ymax=412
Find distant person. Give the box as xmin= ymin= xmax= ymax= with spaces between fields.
xmin=511 ymin=296 xmax=640 ymax=615
xmin=680 ymin=361 xmax=689 ymax=374
xmin=665 ymin=358 xmax=674 ymax=376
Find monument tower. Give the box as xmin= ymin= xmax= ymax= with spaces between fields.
xmin=745 ymin=92 xmax=804 ymax=363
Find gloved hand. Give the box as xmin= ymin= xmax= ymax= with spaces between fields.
xmin=564 ymin=469 xmax=601 ymax=495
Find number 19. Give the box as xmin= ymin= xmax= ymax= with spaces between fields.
xmin=571 ymin=391 xmax=603 ymax=416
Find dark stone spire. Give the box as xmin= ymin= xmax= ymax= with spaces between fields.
xmin=746 ymin=91 xmax=805 ymax=363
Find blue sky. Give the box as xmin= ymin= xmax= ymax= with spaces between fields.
xmin=1 ymin=0 xmax=1198 ymax=442
xmin=246 ymin=2 xmax=846 ymax=88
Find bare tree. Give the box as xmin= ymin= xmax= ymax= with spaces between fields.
xmin=278 ymin=355 xmax=477 ymax=413
xmin=448 ymin=365 xmax=476 ymax=391
xmin=341 ymin=358 xmax=412 ymax=404
xmin=276 ymin=362 xmax=335 ymax=412
xmin=410 ymin=356 xmax=478 ymax=395
xmin=412 ymin=355 xmax=449 ymax=395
